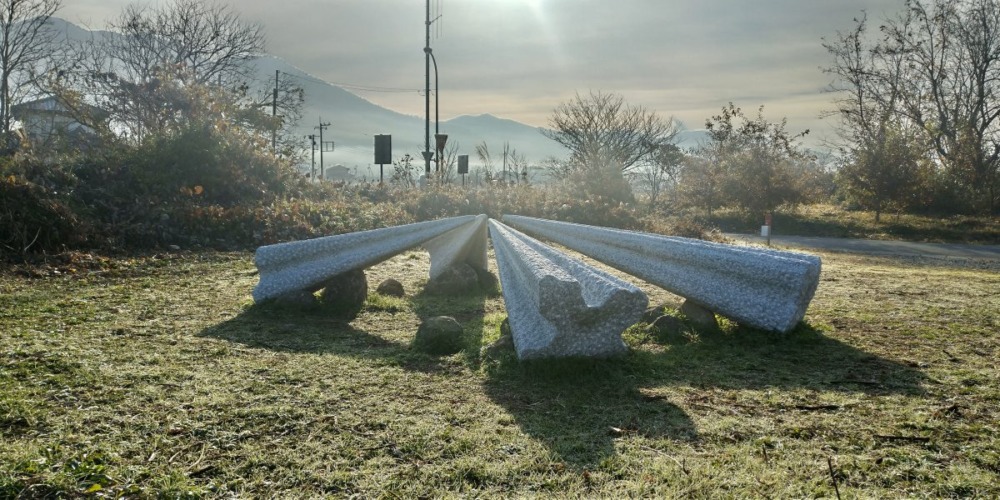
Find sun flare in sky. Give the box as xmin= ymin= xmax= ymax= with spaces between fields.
xmin=516 ymin=0 xmax=568 ymax=72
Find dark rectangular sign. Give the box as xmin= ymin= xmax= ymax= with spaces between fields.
xmin=374 ymin=135 xmax=391 ymax=164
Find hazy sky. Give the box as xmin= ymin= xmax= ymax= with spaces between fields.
xmin=62 ymin=0 xmax=906 ymax=147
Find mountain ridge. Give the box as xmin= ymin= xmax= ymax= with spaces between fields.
xmin=52 ymin=17 xmax=708 ymax=169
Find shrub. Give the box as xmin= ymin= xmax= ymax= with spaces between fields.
xmin=0 ymin=174 xmax=88 ymax=255
xmin=159 ymin=191 xmax=415 ymax=249
xmin=395 ymin=183 xmax=643 ymax=229
xmin=122 ymin=124 xmax=300 ymax=206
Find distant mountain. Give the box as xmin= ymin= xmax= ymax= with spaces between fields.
xmin=250 ymin=57 xmax=569 ymax=169
xmin=50 ymin=17 xmax=104 ymax=40
xmin=54 ymin=18 xmax=708 ymax=171
xmin=441 ymin=113 xmax=567 ymax=160
xmin=52 ymin=18 xmax=565 ymax=170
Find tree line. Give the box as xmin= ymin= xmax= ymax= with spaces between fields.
xmin=1 ymin=0 xmax=307 ymax=154
xmin=0 ymin=0 xmax=313 ymax=256
xmin=2 ymin=0 xmax=997 ymax=251
xmin=540 ymin=91 xmax=829 ymax=218
xmin=538 ymin=0 xmax=1000 ymax=218
xmin=824 ymin=0 xmax=1000 ymax=218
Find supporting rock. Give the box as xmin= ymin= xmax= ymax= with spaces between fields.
xmin=488 ymin=220 xmax=648 ymax=360
xmin=253 ymin=215 xmax=486 ymax=303
xmin=425 ymin=263 xmax=480 ymax=295
xmin=375 ymin=278 xmax=405 ymax=297
xmin=503 ymin=215 xmax=821 ymax=333
xmin=679 ymin=299 xmax=718 ymax=331
xmin=318 ymin=268 xmax=368 ymax=319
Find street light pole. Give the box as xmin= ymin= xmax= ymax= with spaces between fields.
xmin=424 ymin=0 xmax=431 ymax=176
xmin=430 ymin=49 xmax=439 ymax=173
xmin=316 ymin=118 xmax=330 ymax=181
xmin=307 ymin=134 xmax=317 ymax=181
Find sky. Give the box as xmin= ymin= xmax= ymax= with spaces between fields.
xmin=61 ymin=0 xmax=907 ymax=149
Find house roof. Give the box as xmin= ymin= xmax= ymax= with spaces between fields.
xmin=11 ymin=95 xmax=108 ymax=120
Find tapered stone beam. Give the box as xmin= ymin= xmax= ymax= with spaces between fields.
xmin=488 ymin=220 xmax=648 ymax=360
xmin=503 ymin=215 xmax=821 ymax=333
xmin=424 ymin=214 xmax=488 ymax=280
xmin=253 ymin=215 xmax=486 ymax=302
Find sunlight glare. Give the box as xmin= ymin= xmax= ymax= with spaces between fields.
xmin=514 ymin=0 xmax=567 ymax=70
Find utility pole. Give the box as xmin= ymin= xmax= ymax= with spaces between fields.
xmin=272 ymin=70 xmax=279 ymax=153
xmin=503 ymin=141 xmax=508 ymax=185
xmin=316 ymin=119 xmax=330 ymax=181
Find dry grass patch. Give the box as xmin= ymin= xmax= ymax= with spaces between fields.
xmin=1 ymin=248 xmax=998 ymax=497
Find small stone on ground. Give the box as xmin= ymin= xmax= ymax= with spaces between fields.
xmin=414 ymin=316 xmax=465 ymax=355
xmin=650 ymin=314 xmax=685 ymax=336
xmin=376 ymin=278 xmax=405 ymax=297
xmin=642 ymin=303 xmax=672 ymax=324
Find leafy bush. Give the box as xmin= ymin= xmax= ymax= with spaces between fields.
xmin=0 ymin=174 xmax=87 ymax=254
xmin=116 ymin=124 xmax=301 ymax=207
xmin=1 ymin=143 xmax=719 ymax=261
xmin=392 ymin=183 xmax=642 ymax=229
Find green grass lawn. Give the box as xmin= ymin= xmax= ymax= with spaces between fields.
xmin=2 ymin=249 xmax=999 ymax=497
xmin=707 ymin=204 xmax=1000 ymax=244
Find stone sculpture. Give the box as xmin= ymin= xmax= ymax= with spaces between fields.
xmin=423 ymin=214 xmax=488 ymax=280
xmin=253 ymin=215 xmax=487 ymax=302
xmin=488 ymin=219 xmax=648 ymax=359
xmin=503 ymin=215 xmax=821 ymax=333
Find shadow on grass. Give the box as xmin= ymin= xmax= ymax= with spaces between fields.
xmin=482 ymin=356 xmax=698 ymax=467
xmin=480 ymin=320 xmax=927 ymax=468
xmin=198 ymin=277 xmax=496 ymax=372
xmin=197 ymin=301 xmax=458 ymax=374
xmin=646 ymin=322 xmax=927 ymax=395
xmin=409 ymin=282 xmax=496 ymax=368
xmin=200 ymin=295 xmax=926 ymax=470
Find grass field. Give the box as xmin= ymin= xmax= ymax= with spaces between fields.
xmin=707 ymin=204 xmax=1000 ymax=244
xmin=2 ymin=247 xmax=999 ymax=497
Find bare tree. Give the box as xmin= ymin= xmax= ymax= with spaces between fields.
xmin=391 ymin=153 xmax=418 ymax=187
xmin=0 ymin=0 xmax=61 ymax=146
xmin=475 ymin=141 xmax=496 ymax=183
xmin=58 ymin=0 xmax=268 ymax=143
xmin=631 ymin=143 xmax=685 ymax=210
xmin=438 ymin=140 xmax=460 ymax=184
xmin=504 ymin=145 xmax=528 ymax=184
xmin=542 ymin=91 xmax=679 ymax=173
xmin=107 ymin=0 xmax=263 ymax=87
xmin=881 ymin=0 xmax=1000 ymax=213
xmin=823 ymin=13 xmax=928 ymax=221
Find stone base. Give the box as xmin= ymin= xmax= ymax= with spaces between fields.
xmin=679 ymin=300 xmax=719 ymax=331
xmin=319 ymin=269 xmax=368 ymax=319
xmin=376 ymin=278 xmax=405 ymax=297
xmin=425 ymin=263 xmax=480 ymax=295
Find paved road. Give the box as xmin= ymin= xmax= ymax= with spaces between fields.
xmin=724 ymin=233 xmax=1000 ymax=260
